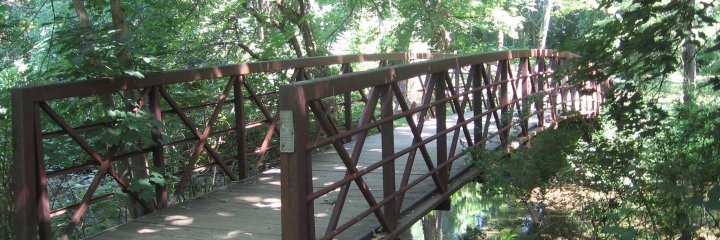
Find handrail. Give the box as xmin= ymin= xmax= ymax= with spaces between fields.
xmin=278 ymin=49 xmax=605 ymax=239
xmin=15 ymin=53 xmax=451 ymax=102
xmin=286 ymin=49 xmax=575 ymax=102
xmin=11 ymin=52 xmax=450 ymax=239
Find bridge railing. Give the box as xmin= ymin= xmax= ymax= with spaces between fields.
xmin=11 ymin=53 xmax=451 ymax=239
xmin=278 ymin=49 xmax=608 ymax=239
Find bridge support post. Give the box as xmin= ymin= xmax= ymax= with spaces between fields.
xmin=150 ymin=87 xmax=168 ymax=209
xmin=233 ymin=76 xmax=248 ymax=180
xmin=434 ymin=72 xmax=451 ymax=211
xmin=558 ymin=59 xmax=570 ymax=114
xmin=279 ymin=85 xmax=314 ymax=239
xmin=341 ymin=64 xmax=354 ymax=142
xmin=470 ymin=65 xmax=484 ymax=145
xmin=12 ymin=89 xmax=53 ymax=239
xmin=535 ymin=57 xmax=546 ymax=129
xmin=548 ymin=57 xmax=559 ymax=123
xmin=498 ymin=60 xmax=511 ymax=146
xmin=519 ymin=58 xmax=531 ymax=137
xmin=379 ymin=83 xmax=398 ymax=231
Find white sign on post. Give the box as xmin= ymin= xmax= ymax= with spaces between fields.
xmin=279 ymin=110 xmax=294 ymax=153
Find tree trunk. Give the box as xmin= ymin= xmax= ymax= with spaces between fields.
xmin=110 ymin=0 xmax=132 ymax=66
xmin=72 ymin=0 xmax=114 ymax=108
xmin=431 ymin=27 xmax=448 ymax=52
xmin=422 ymin=212 xmax=440 ymax=240
xmin=683 ymin=42 xmax=697 ymax=104
xmin=72 ymin=0 xmax=91 ymax=28
xmin=296 ymin=0 xmax=318 ymax=57
xmin=244 ymin=3 xmax=305 ymax=58
xmin=110 ymin=0 xmax=153 ymax=217
xmin=682 ymin=0 xmax=697 ymax=104
xmin=498 ymin=29 xmax=504 ymax=50
xmin=250 ymin=0 xmax=266 ymax=41
xmin=277 ymin=0 xmax=321 ymax=58
xmin=537 ymin=0 xmax=554 ymax=49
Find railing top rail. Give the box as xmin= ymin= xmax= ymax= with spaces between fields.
xmin=13 ymin=52 xmax=451 ymax=102
xmin=282 ymin=49 xmax=577 ymax=102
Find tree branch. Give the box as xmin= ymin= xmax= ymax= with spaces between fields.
xmin=321 ymin=0 xmax=358 ymax=45
xmin=237 ymin=42 xmax=265 ymax=60
xmin=72 ymin=0 xmax=91 ymax=28
xmin=243 ymin=3 xmax=304 ymax=57
xmin=245 ymin=5 xmax=281 ymax=28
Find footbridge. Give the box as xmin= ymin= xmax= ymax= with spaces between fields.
xmin=11 ymin=49 xmax=606 ymax=239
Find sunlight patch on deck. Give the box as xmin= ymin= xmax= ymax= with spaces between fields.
xmin=136 ymin=228 xmax=159 ymax=234
xmin=164 ymin=215 xmax=194 ymax=225
xmin=216 ymin=212 xmax=233 ymax=217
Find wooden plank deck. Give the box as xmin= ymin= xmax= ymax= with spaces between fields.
xmin=90 ymin=111 xmax=534 ymax=239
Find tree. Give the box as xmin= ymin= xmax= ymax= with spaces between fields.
xmin=565 ymin=0 xmax=720 ymax=238
xmin=682 ymin=0 xmax=698 ymax=103
xmin=537 ymin=0 xmax=554 ymax=49
xmin=242 ymin=0 xmax=324 ymax=58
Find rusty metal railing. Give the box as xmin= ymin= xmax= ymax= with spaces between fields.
xmin=11 ymin=53 xmax=452 ymax=239
xmin=278 ymin=49 xmax=608 ymax=239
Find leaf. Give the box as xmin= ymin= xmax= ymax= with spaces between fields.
xmin=607 ymin=212 xmax=620 ymax=221
xmin=149 ymin=171 xmax=166 ymax=185
xmin=620 ymin=229 xmax=638 ymax=240
xmin=687 ymin=195 xmax=703 ymax=206
xmin=124 ymin=70 xmax=145 ymax=78
xmin=298 ymin=13 xmax=314 ymax=24
xmin=708 ymin=76 xmax=720 ymax=91
xmin=113 ymin=188 xmax=128 ymax=199
xmin=138 ymin=189 xmax=155 ymax=202
xmin=602 ymin=226 xmax=624 ymax=234
xmin=706 ymin=185 xmax=720 ymax=210
xmin=709 ymin=185 xmax=720 ymax=200
xmin=707 ymin=39 xmax=720 ymax=52
xmin=141 ymin=57 xmax=154 ymax=63
xmin=129 ymin=178 xmax=156 ymax=202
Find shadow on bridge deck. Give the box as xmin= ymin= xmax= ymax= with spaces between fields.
xmin=88 ymin=110 xmax=546 ymax=240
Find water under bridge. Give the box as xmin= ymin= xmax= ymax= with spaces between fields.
xmin=11 ymin=49 xmax=606 ymax=239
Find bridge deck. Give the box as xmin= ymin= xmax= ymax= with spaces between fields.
xmin=90 ymin=112 xmax=518 ymax=239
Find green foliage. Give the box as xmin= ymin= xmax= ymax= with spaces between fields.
xmin=100 ymin=110 xmax=163 ymax=151
xmin=472 ymin=119 xmax=586 ymax=197
xmin=115 ymin=171 xmax=166 ymax=202
xmin=547 ymin=1 xmax=608 ymax=52
xmin=566 ymin=99 xmax=720 ymax=239
xmin=562 ymin=1 xmax=720 ymax=236
xmin=557 ymin=0 xmax=720 ymax=236
xmin=571 ymin=0 xmax=718 ymax=86
xmin=459 ymin=226 xmax=487 ymax=239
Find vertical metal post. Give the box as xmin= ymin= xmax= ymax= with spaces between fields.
xmin=498 ymin=60 xmax=511 ymax=145
xmin=378 ymin=83 xmax=397 ymax=231
xmin=34 ymin=101 xmax=52 ymax=239
xmin=150 ymin=86 xmax=168 ymax=209
xmin=341 ymin=64 xmax=354 ymax=141
xmin=548 ymin=57 xmax=559 ymax=123
xmin=279 ymin=85 xmax=314 ymax=239
xmin=422 ymin=74 xmax=436 ymax=118
xmin=12 ymin=89 xmax=41 ymax=239
xmin=234 ymin=76 xmax=248 ymax=180
xmin=535 ymin=57 xmax=546 ymax=128
xmin=519 ymin=58 xmax=530 ymax=137
xmin=434 ymin=72 xmax=451 ymax=210
xmin=557 ymin=58 xmax=568 ymax=114
xmin=470 ymin=65 xmax=483 ymax=145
